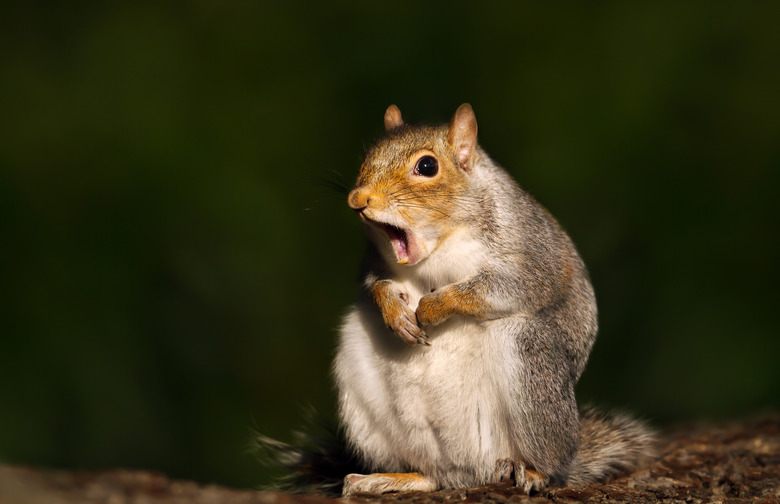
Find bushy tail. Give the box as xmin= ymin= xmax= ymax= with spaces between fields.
xmin=566 ymin=406 xmax=658 ymax=486
xmin=253 ymin=413 xmax=366 ymax=496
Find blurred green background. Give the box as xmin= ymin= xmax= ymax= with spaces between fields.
xmin=1 ymin=1 xmax=778 ymax=490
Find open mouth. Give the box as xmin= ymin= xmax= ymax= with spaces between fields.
xmin=379 ymin=222 xmax=410 ymax=264
xmin=364 ymin=218 xmax=412 ymax=264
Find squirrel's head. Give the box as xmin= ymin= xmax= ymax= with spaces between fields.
xmin=348 ymin=104 xmax=479 ymax=266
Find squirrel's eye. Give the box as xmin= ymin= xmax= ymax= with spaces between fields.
xmin=414 ymin=155 xmax=438 ymax=177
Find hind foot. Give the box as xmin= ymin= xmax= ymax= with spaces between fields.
xmin=492 ymin=458 xmax=549 ymax=494
xmin=342 ymin=472 xmax=439 ymax=496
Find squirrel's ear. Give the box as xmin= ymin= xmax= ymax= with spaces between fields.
xmin=447 ymin=103 xmax=478 ymax=170
xmin=384 ymin=105 xmax=404 ymax=131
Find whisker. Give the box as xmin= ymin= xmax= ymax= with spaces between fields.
xmin=386 ymin=187 xmax=421 ymax=199
xmin=394 ymin=194 xmax=483 ymax=212
xmin=396 ymin=203 xmax=454 ymax=220
xmin=395 ymin=192 xmax=482 ymax=203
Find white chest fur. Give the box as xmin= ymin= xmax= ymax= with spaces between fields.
xmin=392 ymin=228 xmax=488 ymax=303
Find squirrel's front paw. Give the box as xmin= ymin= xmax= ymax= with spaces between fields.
xmin=416 ymin=290 xmax=454 ymax=327
xmin=380 ymin=291 xmax=429 ymax=346
xmin=392 ymin=306 xmax=429 ymax=346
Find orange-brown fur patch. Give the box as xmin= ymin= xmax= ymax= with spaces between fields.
xmin=416 ymin=285 xmax=488 ymax=327
xmin=524 ymin=468 xmax=545 ymax=480
xmin=560 ymin=256 xmax=575 ymax=285
xmin=374 ymin=472 xmax=429 ymax=481
xmin=371 ymin=280 xmax=405 ymax=326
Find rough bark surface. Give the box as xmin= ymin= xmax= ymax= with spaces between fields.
xmin=2 ymin=415 xmax=779 ymax=504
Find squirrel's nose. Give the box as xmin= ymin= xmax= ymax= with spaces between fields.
xmin=348 ymin=188 xmax=370 ymax=211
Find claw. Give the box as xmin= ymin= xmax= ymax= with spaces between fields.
xmin=391 ymin=307 xmax=429 ymax=346
xmin=517 ymin=464 xmax=548 ymax=494
xmin=492 ymin=459 xmax=548 ymax=494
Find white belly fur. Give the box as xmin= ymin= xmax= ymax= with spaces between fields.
xmin=334 ymin=290 xmax=525 ymax=488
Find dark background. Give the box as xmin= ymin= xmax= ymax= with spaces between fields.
xmin=1 ymin=1 xmax=778 ymax=490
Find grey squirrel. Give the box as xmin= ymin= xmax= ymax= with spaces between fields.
xmin=332 ymin=104 xmax=656 ymax=496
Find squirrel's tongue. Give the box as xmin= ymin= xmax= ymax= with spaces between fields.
xmin=382 ymin=224 xmax=410 ymax=264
